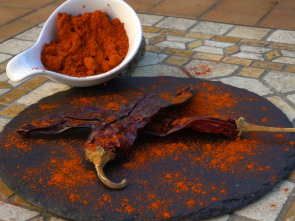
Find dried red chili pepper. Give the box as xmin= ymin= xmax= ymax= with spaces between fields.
xmin=144 ymin=117 xmax=239 ymax=138
xmin=17 ymin=88 xmax=295 ymax=189
xmin=17 ymin=88 xmax=193 ymax=189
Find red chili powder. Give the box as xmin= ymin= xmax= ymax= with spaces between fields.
xmin=39 ymin=104 xmax=60 ymax=110
xmin=41 ymin=10 xmax=129 ymax=77
xmin=189 ymin=64 xmax=212 ymax=76
xmin=181 ymin=83 xmax=238 ymax=118
xmin=4 ymin=83 xmax=293 ymax=219
xmin=275 ymin=134 xmax=284 ymax=139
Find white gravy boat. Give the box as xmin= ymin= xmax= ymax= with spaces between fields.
xmin=6 ymin=0 xmax=142 ymax=87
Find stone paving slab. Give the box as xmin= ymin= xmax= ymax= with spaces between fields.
xmin=0 ymin=13 xmax=295 ymax=221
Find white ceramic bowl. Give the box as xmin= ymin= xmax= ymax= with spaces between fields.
xmin=6 ymin=0 xmax=142 ymax=87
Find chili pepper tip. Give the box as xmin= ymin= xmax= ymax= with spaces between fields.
xmin=85 ymin=146 xmax=127 ymax=189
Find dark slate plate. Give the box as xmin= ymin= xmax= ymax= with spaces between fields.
xmin=0 ymin=77 xmax=294 ymax=221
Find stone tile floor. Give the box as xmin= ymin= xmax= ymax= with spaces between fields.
xmin=1 ymin=12 xmax=295 ymax=221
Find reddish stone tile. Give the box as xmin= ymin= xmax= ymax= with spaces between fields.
xmin=202 ymin=0 xmax=277 ymax=26
xmin=275 ymin=0 xmax=295 ymax=9
xmin=150 ymin=0 xmax=218 ymax=19
xmin=209 ymin=0 xmax=277 ymax=15
xmin=124 ymin=0 xmax=162 ymax=13
xmin=51 ymin=0 xmax=66 ymax=7
xmin=21 ymin=5 xmax=57 ymax=23
xmin=0 ymin=20 xmax=38 ymax=43
xmin=258 ymin=8 xmax=295 ymax=30
xmin=0 ymin=7 xmax=32 ymax=26
xmin=201 ymin=10 xmax=262 ymax=26
xmin=0 ymin=0 xmax=57 ymax=9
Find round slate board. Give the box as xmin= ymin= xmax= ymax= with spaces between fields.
xmin=0 ymin=77 xmax=295 ymax=221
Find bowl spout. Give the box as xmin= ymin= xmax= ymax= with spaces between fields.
xmin=6 ymin=45 xmax=45 ymax=82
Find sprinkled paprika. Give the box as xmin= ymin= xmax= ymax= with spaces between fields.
xmin=17 ymin=88 xmax=295 ymax=189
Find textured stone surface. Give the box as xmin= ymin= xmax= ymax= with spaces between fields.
xmin=0 ymin=72 xmax=9 ymax=81
xmin=273 ymin=57 xmax=295 ymax=65
xmin=252 ymin=61 xmax=284 ymax=70
xmin=190 ymin=21 xmax=233 ymax=35
xmin=155 ymin=17 xmax=196 ymax=30
xmin=0 ymin=117 xmax=10 ymax=132
xmin=166 ymin=35 xmax=194 ymax=42
xmin=270 ymin=42 xmax=295 ymax=51
xmin=265 ymin=50 xmax=280 ymax=60
xmin=0 ymin=105 xmax=26 ymax=117
xmin=138 ymin=14 xmax=164 ymax=26
xmin=0 ymin=88 xmax=10 ymax=96
xmin=219 ymin=76 xmax=273 ymax=96
xmin=284 ymin=199 xmax=295 ymax=221
xmin=143 ymin=31 xmax=161 ymax=39
xmin=48 ymin=217 xmax=67 ymax=221
xmin=0 ymin=89 xmax=27 ymax=104
xmin=213 ymin=36 xmax=240 ymax=43
xmin=194 ymin=53 xmax=223 ymax=61
xmin=137 ymin=52 xmax=167 ymax=67
xmin=267 ymin=97 xmax=295 ymax=121
xmin=240 ymin=45 xmax=271 ymax=53
xmin=132 ymin=64 xmax=188 ymax=78
xmin=235 ymin=181 xmax=295 ymax=221
xmin=281 ymin=50 xmax=295 ymax=58
xmin=204 ymin=214 xmax=230 ymax=221
xmin=0 ymin=82 xmax=10 ymax=88
xmin=203 ymin=40 xmax=234 ymax=48
xmin=0 ymin=200 xmax=39 ymax=221
xmin=186 ymin=32 xmax=213 ymax=39
xmin=155 ymin=41 xmax=186 ymax=49
xmin=0 ymin=53 xmax=11 ymax=63
xmin=165 ymin=56 xmax=189 ymax=65
xmin=238 ymin=67 xmax=264 ymax=78
xmin=263 ymin=71 xmax=295 ymax=93
xmin=222 ymin=57 xmax=252 ymax=66
xmin=227 ymin=26 xmax=271 ymax=40
xmin=240 ymin=39 xmax=268 ymax=47
xmin=165 ymin=48 xmax=194 ymax=57
xmin=232 ymin=52 xmax=264 ymax=60
xmin=161 ymin=29 xmax=187 ymax=36
xmin=225 ymin=45 xmax=239 ymax=55
xmin=16 ymin=82 xmax=70 ymax=106
xmin=185 ymin=59 xmax=239 ymax=78
xmin=287 ymin=94 xmax=295 ymax=106
xmin=15 ymin=26 xmax=42 ymax=42
xmin=18 ymin=76 xmax=47 ymax=90
xmin=268 ymin=30 xmax=295 ymax=44
xmin=0 ymin=39 xmax=34 ymax=54
xmin=193 ymin=46 xmax=223 ymax=55
xmin=286 ymin=66 xmax=295 ymax=73
xmin=188 ymin=40 xmax=203 ymax=49
xmin=0 ymin=181 xmax=14 ymax=200
xmin=150 ymin=35 xmax=165 ymax=44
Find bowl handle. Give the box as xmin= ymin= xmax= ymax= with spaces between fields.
xmin=6 ymin=48 xmax=43 ymax=82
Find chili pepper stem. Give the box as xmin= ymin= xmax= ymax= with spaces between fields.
xmin=236 ymin=117 xmax=295 ymax=136
xmin=85 ymin=146 xmax=127 ymax=189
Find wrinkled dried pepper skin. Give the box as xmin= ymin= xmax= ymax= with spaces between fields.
xmin=85 ymin=88 xmax=194 ymax=153
xmin=145 ymin=117 xmax=239 ymax=138
xmin=17 ymin=87 xmax=240 ymax=152
xmin=16 ymin=95 xmax=148 ymax=136
xmin=17 ymin=88 xmax=194 ymax=153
